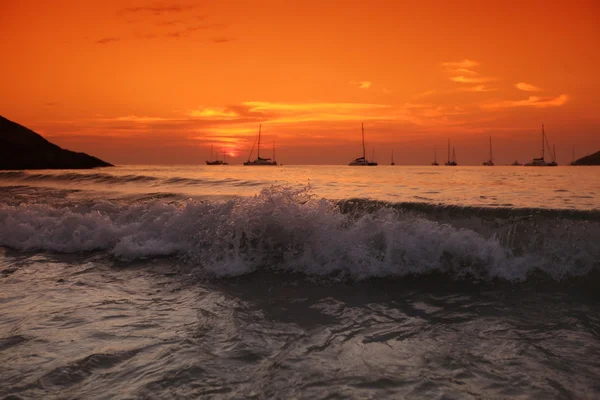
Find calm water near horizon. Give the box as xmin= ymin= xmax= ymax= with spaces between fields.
xmin=0 ymin=164 xmax=598 ymax=209
xmin=1 ymin=165 xmax=599 ymax=398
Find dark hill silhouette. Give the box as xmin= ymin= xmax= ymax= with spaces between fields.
xmin=0 ymin=115 xmax=112 ymax=170
xmin=572 ymin=151 xmax=600 ymax=166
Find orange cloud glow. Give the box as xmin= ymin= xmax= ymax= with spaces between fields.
xmin=0 ymin=1 xmax=598 ymax=165
xmin=350 ymin=81 xmax=373 ymax=89
xmin=515 ymin=82 xmax=542 ymax=92
xmin=450 ymin=76 xmax=497 ymax=84
xmin=481 ymin=95 xmax=569 ymax=110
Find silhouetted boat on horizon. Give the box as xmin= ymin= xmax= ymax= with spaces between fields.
xmin=431 ymin=148 xmax=439 ymax=165
xmin=349 ymin=123 xmax=377 ymax=166
xmin=445 ymin=140 xmax=457 ymax=166
xmin=206 ymin=144 xmax=228 ymax=165
xmin=244 ymin=125 xmax=277 ymax=166
xmin=524 ymin=124 xmax=557 ymax=166
xmin=482 ymin=137 xmax=494 ymax=166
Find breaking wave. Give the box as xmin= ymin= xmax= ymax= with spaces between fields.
xmin=1 ymin=186 xmax=599 ymax=281
xmin=0 ymin=170 xmax=262 ymax=187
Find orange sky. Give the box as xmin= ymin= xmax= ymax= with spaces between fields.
xmin=1 ymin=0 xmax=599 ymax=165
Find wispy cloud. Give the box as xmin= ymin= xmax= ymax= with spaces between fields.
xmin=95 ymin=37 xmax=121 ymax=45
xmin=211 ymin=36 xmax=234 ymax=43
xmin=459 ymin=84 xmax=496 ymax=92
xmin=350 ymin=81 xmax=372 ymax=89
xmin=115 ymin=115 xmax=168 ymax=122
xmin=188 ymin=107 xmax=240 ymax=119
xmin=442 ymin=59 xmax=480 ymax=69
xmin=515 ymin=82 xmax=542 ymax=92
xmin=454 ymin=68 xmax=479 ymax=75
xmin=443 ymin=59 xmax=496 ymax=86
xmin=450 ymin=75 xmax=496 ymax=84
xmin=120 ymin=4 xmax=197 ymax=15
xmin=415 ymin=89 xmax=436 ymax=98
xmin=481 ymin=94 xmax=569 ymax=110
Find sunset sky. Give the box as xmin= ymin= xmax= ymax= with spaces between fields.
xmin=1 ymin=0 xmax=599 ymax=165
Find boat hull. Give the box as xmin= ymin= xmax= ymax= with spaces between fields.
xmin=243 ymin=161 xmax=278 ymax=166
xmin=349 ymin=161 xmax=378 ymax=166
xmin=524 ymin=158 xmax=557 ymax=166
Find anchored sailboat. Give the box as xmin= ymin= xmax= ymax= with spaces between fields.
xmin=244 ymin=125 xmax=277 ymax=166
xmin=206 ymin=144 xmax=228 ymax=165
xmin=444 ymin=139 xmax=457 ymax=166
xmin=390 ymin=149 xmax=395 ymax=166
xmin=431 ymin=148 xmax=439 ymax=166
xmin=482 ymin=137 xmax=494 ymax=166
xmin=349 ymin=123 xmax=377 ymax=166
xmin=524 ymin=124 xmax=557 ymax=166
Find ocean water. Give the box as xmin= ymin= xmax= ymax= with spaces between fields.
xmin=1 ymin=165 xmax=599 ymax=399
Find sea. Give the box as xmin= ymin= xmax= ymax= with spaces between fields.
xmin=1 ymin=165 xmax=599 ymax=399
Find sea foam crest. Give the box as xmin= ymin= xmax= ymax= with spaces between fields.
xmin=0 ymin=186 xmax=598 ymax=281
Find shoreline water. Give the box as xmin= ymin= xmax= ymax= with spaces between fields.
xmin=1 ymin=165 xmax=599 ymax=398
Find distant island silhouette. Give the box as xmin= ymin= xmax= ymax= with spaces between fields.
xmin=0 ymin=115 xmax=112 ymax=170
xmin=572 ymin=151 xmax=600 ymax=166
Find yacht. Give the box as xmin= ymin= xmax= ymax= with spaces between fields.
xmin=206 ymin=144 xmax=228 ymax=165
xmin=244 ymin=125 xmax=277 ymax=166
xmin=444 ymin=140 xmax=457 ymax=166
xmin=482 ymin=137 xmax=494 ymax=166
xmin=524 ymin=124 xmax=557 ymax=166
xmin=349 ymin=123 xmax=377 ymax=166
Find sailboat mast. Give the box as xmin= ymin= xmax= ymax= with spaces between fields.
xmin=211 ymin=144 xmax=213 ymax=162
xmin=447 ymin=139 xmax=450 ymax=163
xmin=434 ymin=148 xmax=437 ymax=163
xmin=391 ymin=149 xmax=394 ymax=164
xmin=489 ymin=136 xmax=493 ymax=161
xmin=258 ymin=124 xmax=262 ymax=159
xmin=273 ymin=140 xmax=275 ymax=161
xmin=372 ymin=147 xmax=375 ymax=163
xmin=362 ymin=123 xmax=366 ymax=159
xmin=542 ymin=124 xmax=545 ymax=159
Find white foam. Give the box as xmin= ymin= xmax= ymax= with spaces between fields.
xmin=0 ymin=186 xmax=597 ymax=281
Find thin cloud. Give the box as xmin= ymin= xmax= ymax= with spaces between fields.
xmin=165 ymin=24 xmax=226 ymax=39
xmin=481 ymin=94 xmax=569 ymax=110
xmin=211 ymin=37 xmax=234 ymax=43
xmin=515 ymin=82 xmax=542 ymax=92
xmin=450 ymin=76 xmax=497 ymax=84
xmin=459 ymin=84 xmax=496 ymax=92
xmin=188 ymin=107 xmax=240 ymax=119
xmin=157 ymin=20 xmax=183 ymax=26
xmin=350 ymin=81 xmax=372 ymax=89
xmin=455 ymin=68 xmax=479 ymax=75
xmin=95 ymin=37 xmax=121 ymax=45
xmin=120 ymin=4 xmax=197 ymax=15
xmin=115 ymin=115 xmax=168 ymax=123
xmin=442 ymin=59 xmax=480 ymax=69
xmin=415 ymin=89 xmax=436 ymax=98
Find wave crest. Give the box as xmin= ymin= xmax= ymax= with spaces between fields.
xmin=0 ymin=186 xmax=598 ymax=281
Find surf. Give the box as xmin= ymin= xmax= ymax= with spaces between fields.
xmin=0 ymin=185 xmax=598 ymax=282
